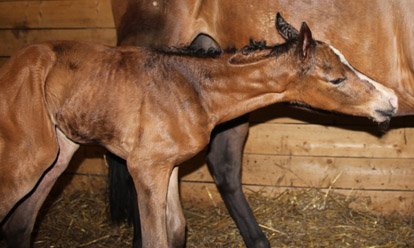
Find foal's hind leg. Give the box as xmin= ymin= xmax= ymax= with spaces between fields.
xmin=166 ymin=167 xmax=186 ymax=248
xmin=1 ymin=129 xmax=79 ymax=248
xmin=206 ymin=115 xmax=270 ymax=248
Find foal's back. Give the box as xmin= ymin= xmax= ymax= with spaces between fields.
xmin=41 ymin=40 xmax=209 ymax=159
xmin=42 ymin=41 xmax=144 ymax=151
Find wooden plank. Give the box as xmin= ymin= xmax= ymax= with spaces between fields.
xmin=55 ymin=173 xmax=106 ymax=193
xmin=180 ymin=182 xmax=414 ymax=215
xmin=0 ymin=0 xmax=114 ymax=28
xmin=242 ymin=154 xmax=414 ymax=191
xmin=66 ymin=146 xmax=107 ymax=175
xmin=180 ymin=154 xmax=414 ymax=191
xmin=0 ymin=29 xmax=116 ymax=56
xmin=244 ymin=123 xmax=414 ymax=158
xmin=62 ymin=146 xmax=414 ymax=192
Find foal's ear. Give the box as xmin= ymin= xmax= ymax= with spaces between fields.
xmin=275 ymin=12 xmax=299 ymax=40
xmin=297 ymin=22 xmax=313 ymax=60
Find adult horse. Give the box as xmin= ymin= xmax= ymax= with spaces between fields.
xmin=108 ymin=0 xmax=414 ymax=247
xmin=0 ymin=13 xmax=397 ymax=247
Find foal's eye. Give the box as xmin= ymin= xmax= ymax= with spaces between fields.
xmin=329 ymin=77 xmax=346 ymax=85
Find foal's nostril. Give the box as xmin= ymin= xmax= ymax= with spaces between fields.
xmin=389 ymin=96 xmax=398 ymax=111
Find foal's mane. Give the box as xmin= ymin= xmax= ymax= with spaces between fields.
xmin=152 ymin=45 xmax=222 ymax=58
xmin=153 ymin=38 xmax=297 ymax=59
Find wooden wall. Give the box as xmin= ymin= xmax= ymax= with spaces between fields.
xmin=1 ymin=0 xmax=413 ymax=215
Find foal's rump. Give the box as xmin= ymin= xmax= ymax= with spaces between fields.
xmin=0 ymin=43 xmax=59 ymax=221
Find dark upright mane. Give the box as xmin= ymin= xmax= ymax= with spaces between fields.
xmin=240 ymin=38 xmax=298 ymax=58
xmin=152 ymin=45 xmax=223 ymax=58
xmin=154 ymin=38 xmax=298 ymax=59
xmin=240 ymin=39 xmax=271 ymax=54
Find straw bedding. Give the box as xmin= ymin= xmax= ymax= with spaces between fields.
xmin=21 ymin=186 xmax=413 ymax=248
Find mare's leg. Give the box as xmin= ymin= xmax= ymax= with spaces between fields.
xmin=206 ymin=115 xmax=270 ymax=248
xmin=166 ymin=167 xmax=186 ymax=248
xmin=0 ymin=129 xmax=79 ymax=248
xmin=127 ymin=155 xmax=174 ymax=248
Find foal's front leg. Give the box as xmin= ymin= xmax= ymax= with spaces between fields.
xmin=127 ymin=155 xmax=175 ymax=248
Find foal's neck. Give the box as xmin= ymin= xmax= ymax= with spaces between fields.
xmin=168 ymin=49 xmax=293 ymax=125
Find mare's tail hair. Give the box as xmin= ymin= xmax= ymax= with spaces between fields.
xmin=107 ymin=152 xmax=138 ymax=224
xmin=107 ymin=152 xmax=142 ymax=247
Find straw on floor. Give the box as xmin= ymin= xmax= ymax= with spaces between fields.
xmin=24 ymin=186 xmax=414 ymax=248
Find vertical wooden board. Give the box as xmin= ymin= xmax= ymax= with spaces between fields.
xmin=0 ymin=29 xmax=116 ymax=56
xmin=245 ymin=123 xmax=414 ymax=158
xmin=0 ymin=0 xmax=114 ymax=28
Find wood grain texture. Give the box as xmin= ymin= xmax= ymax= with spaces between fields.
xmin=245 ymin=123 xmax=414 ymax=158
xmin=180 ymin=154 xmax=414 ymax=191
xmin=0 ymin=0 xmax=114 ymax=28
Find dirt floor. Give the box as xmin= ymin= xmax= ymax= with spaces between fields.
xmin=2 ymin=187 xmax=413 ymax=247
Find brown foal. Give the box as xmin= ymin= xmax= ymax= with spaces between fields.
xmin=0 ymin=14 xmax=397 ymax=247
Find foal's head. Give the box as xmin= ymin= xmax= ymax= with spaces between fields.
xmin=270 ymin=13 xmax=398 ymax=122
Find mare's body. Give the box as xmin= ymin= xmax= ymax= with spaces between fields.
xmin=108 ymin=1 xmax=413 ymax=247
xmin=111 ymin=0 xmax=414 ymax=113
